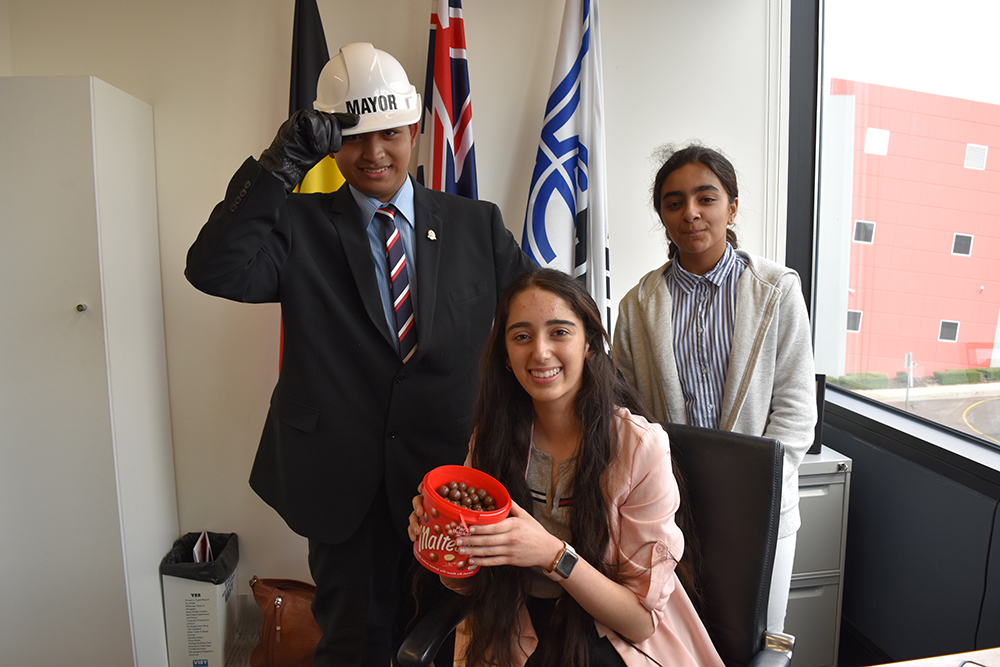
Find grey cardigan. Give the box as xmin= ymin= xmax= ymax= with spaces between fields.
xmin=614 ymin=250 xmax=817 ymax=538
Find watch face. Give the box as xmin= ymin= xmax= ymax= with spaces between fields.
xmin=555 ymin=547 xmax=578 ymax=578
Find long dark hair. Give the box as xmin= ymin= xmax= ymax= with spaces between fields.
xmin=461 ymin=269 xmax=691 ymax=667
xmin=652 ymin=144 xmax=740 ymax=261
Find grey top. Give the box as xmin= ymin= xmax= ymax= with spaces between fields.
xmin=526 ymin=443 xmax=575 ymax=598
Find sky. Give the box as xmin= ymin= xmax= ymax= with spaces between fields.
xmin=823 ymin=0 xmax=1000 ymax=106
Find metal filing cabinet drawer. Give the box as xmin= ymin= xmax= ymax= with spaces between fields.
xmin=794 ymin=474 xmax=846 ymax=574
xmin=785 ymin=575 xmax=841 ymax=667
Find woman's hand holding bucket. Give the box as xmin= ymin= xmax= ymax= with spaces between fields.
xmin=453 ymin=500 xmax=564 ymax=573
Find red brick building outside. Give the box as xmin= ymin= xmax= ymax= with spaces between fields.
xmin=830 ymin=78 xmax=1000 ymax=377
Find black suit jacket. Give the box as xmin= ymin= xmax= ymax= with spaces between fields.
xmin=186 ymin=158 xmax=534 ymax=543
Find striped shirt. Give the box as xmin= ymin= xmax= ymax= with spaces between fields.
xmin=666 ymin=243 xmax=747 ymax=428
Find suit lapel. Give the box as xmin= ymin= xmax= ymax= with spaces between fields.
xmin=411 ymin=183 xmax=441 ymax=361
xmin=328 ymin=187 xmax=395 ymax=348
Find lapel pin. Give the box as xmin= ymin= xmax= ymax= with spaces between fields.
xmin=427 ymin=230 xmax=437 ymax=241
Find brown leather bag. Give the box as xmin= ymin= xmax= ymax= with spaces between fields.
xmin=248 ymin=575 xmax=322 ymax=667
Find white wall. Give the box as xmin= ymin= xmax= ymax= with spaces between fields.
xmin=0 ymin=2 xmax=10 ymax=75
xmin=2 ymin=0 xmax=789 ymax=592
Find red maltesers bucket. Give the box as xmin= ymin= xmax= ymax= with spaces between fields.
xmin=413 ymin=465 xmax=512 ymax=578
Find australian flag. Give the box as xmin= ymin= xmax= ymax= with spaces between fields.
xmin=522 ymin=0 xmax=610 ymax=329
xmin=417 ymin=0 xmax=478 ymax=199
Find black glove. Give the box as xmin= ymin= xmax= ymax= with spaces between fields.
xmin=258 ymin=109 xmax=360 ymax=192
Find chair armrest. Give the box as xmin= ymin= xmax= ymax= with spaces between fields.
xmin=747 ymin=632 xmax=795 ymax=667
xmin=396 ymin=593 xmax=471 ymax=667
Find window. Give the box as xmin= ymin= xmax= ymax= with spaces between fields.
xmin=938 ymin=320 xmax=960 ymax=342
xmin=810 ymin=0 xmax=1000 ymax=447
xmin=965 ymin=143 xmax=988 ymax=170
xmin=853 ymin=220 xmax=875 ymax=244
xmin=864 ymin=128 xmax=890 ymax=155
xmin=952 ymin=233 xmax=973 ymax=256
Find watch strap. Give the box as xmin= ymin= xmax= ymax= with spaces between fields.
xmin=544 ymin=541 xmax=567 ymax=574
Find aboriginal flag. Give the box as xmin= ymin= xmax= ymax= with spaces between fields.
xmin=290 ymin=0 xmax=345 ymax=194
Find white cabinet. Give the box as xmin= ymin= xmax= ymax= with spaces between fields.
xmin=0 ymin=76 xmax=178 ymax=666
xmin=784 ymin=446 xmax=851 ymax=667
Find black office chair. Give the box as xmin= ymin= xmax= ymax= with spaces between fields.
xmin=397 ymin=423 xmax=795 ymax=667
xmin=663 ymin=422 xmax=794 ymax=667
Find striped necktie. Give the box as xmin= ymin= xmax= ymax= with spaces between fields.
xmin=376 ymin=205 xmax=417 ymax=363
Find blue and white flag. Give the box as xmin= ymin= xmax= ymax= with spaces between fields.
xmin=522 ymin=0 xmax=610 ymax=328
xmin=417 ymin=0 xmax=478 ymax=199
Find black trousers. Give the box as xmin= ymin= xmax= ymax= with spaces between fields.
xmin=307 ymin=483 xmax=408 ymax=667
xmin=307 ymin=483 xmax=455 ymax=667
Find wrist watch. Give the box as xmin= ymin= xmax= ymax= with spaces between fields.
xmin=544 ymin=541 xmax=579 ymax=579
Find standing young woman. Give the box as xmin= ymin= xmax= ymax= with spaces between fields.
xmin=613 ymin=145 xmax=816 ymax=633
xmin=408 ymin=269 xmax=723 ymax=667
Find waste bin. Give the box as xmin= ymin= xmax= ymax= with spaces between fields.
xmin=160 ymin=532 xmax=239 ymax=667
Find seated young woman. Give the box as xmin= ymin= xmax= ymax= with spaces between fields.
xmin=407 ymin=268 xmax=723 ymax=667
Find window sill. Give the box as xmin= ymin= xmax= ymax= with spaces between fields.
xmin=826 ymin=386 xmax=1000 ymax=491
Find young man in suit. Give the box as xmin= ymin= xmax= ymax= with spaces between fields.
xmin=186 ymin=42 xmax=534 ymax=667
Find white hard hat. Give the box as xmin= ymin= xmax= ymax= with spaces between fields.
xmin=314 ymin=42 xmax=421 ymax=137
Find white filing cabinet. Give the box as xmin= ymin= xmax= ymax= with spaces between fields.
xmin=784 ymin=446 xmax=851 ymax=667
xmin=0 ymin=76 xmax=178 ymax=666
